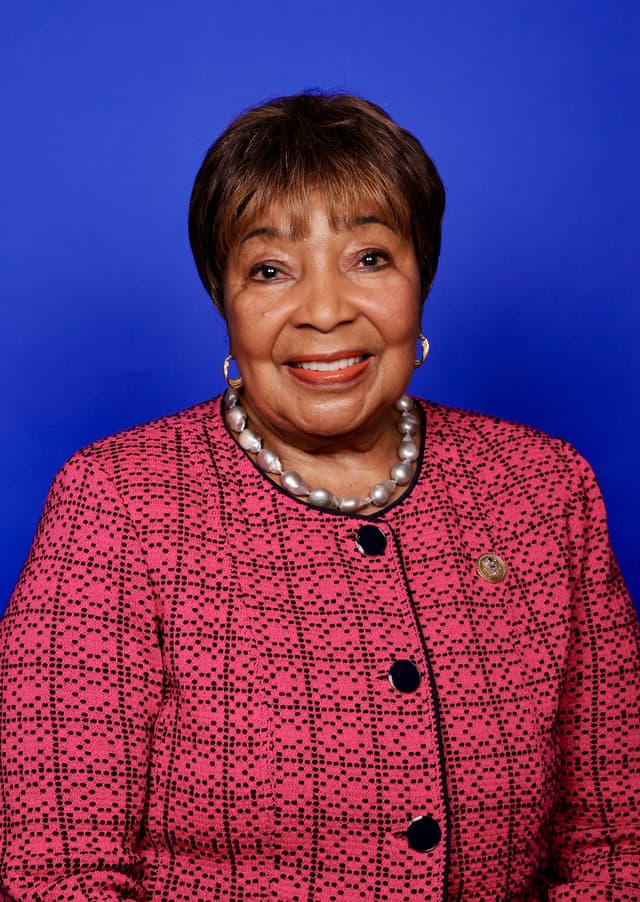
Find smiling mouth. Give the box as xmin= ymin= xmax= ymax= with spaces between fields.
xmin=289 ymin=354 xmax=369 ymax=372
xmin=286 ymin=353 xmax=372 ymax=385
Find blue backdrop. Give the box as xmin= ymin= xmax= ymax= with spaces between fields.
xmin=1 ymin=0 xmax=638 ymax=607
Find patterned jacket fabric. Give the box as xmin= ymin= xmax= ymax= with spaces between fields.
xmin=0 ymin=397 xmax=638 ymax=901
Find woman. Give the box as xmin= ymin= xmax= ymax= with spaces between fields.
xmin=0 ymin=92 xmax=638 ymax=901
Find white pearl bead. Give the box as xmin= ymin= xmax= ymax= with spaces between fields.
xmin=394 ymin=394 xmax=413 ymax=412
xmin=339 ymin=497 xmax=371 ymax=514
xmin=397 ymin=413 xmax=419 ymax=436
xmin=257 ymin=448 xmax=283 ymax=475
xmin=399 ymin=439 xmax=419 ymax=461
xmin=308 ymin=488 xmax=338 ymax=508
xmin=371 ymin=480 xmax=395 ymax=506
xmin=224 ymin=388 xmax=241 ymax=408
xmin=281 ymin=470 xmax=310 ymax=496
xmin=238 ymin=428 xmax=262 ymax=453
xmin=225 ymin=406 xmax=247 ymax=433
xmin=391 ymin=461 xmax=412 ymax=485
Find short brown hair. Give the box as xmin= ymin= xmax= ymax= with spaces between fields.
xmin=188 ymin=92 xmax=445 ymax=314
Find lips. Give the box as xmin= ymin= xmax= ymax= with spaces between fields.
xmin=287 ymin=352 xmax=372 ymax=385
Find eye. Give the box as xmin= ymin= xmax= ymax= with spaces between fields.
xmin=358 ymin=249 xmax=390 ymax=270
xmin=250 ymin=262 xmax=282 ymax=281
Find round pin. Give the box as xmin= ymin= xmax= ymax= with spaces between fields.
xmin=476 ymin=552 xmax=506 ymax=584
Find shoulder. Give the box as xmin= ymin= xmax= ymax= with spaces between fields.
xmin=420 ymin=396 xmax=561 ymax=449
xmin=85 ymin=396 xmax=222 ymax=459
xmin=54 ymin=396 xmax=226 ymax=498
xmin=417 ymin=397 xmax=597 ymax=499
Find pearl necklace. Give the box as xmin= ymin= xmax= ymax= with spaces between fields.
xmin=223 ymin=388 xmax=420 ymax=513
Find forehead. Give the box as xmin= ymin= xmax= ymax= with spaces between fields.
xmin=239 ymin=213 xmax=399 ymax=250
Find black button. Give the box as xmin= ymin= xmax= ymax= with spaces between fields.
xmin=355 ymin=525 xmax=387 ymax=556
xmin=407 ymin=815 xmax=442 ymax=852
xmin=389 ymin=660 xmax=421 ymax=693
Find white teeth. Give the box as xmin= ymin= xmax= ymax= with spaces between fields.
xmin=293 ymin=355 xmax=366 ymax=372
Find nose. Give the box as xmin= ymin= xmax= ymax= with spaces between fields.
xmin=290 ymin=268 xmax=358 ymax=332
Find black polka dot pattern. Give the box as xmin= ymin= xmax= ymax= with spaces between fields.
xmin=0 ymin=396 xmax=638 ymax=900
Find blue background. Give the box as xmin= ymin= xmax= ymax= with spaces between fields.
xmin=1 ymin=0 xmax=638 ymax=608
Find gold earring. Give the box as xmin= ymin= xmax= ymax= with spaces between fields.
xmin=414 ymin=335 xmax=430 ymax=368
xmin=222 ymin=355 xmax=243 ymax=390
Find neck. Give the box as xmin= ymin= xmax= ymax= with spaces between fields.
xmin=223 ymin=389 xmax=420 ymax=514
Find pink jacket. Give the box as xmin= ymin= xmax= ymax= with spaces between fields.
xmin=0 ymin=397 xmax=638 ymax=901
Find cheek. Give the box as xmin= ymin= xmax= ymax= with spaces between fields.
xmin=226 ymin=303 xmax=266 ymax=356
xmin=373 ymin=277 xmax=421 ymax=334
xmin=228 ymin=313 xmax=288 ymax=377
xmin=378 ymin=303 xmax=421 ymax=346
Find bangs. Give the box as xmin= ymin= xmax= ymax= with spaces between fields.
xmin=221 ymin=159 xmax=413 ymax=254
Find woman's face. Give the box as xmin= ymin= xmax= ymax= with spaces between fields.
xmin=223 ymin=198 xmax=422 ymax=450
